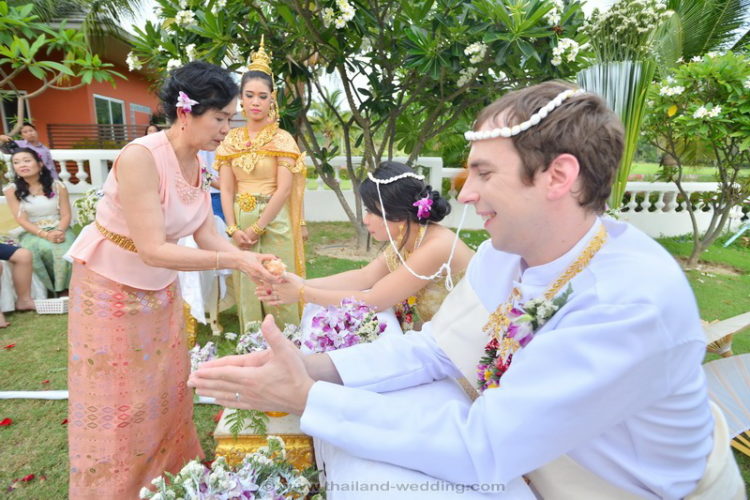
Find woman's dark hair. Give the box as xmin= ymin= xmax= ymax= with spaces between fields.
xmin=240 ymin=70 xmax=274 ymax=93
xmin=20 ymin=122 xmax=35 ymax=130
xmin=160 ymin=61 xmax=239 ymax=122
xmin=10 ymin=147 xmax=54 ymax=200
xmin=360 ymin=161 xmax=451 ymax=247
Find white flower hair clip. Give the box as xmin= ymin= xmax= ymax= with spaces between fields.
xmin=464 ymin=88 xmax=585 ymax=142
xmin=367 ymin=172 xmax=425 ymax=185
xmin=176 ymin=91 xmax=199 ymax=113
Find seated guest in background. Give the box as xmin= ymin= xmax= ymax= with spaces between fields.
xmin=191 ymin=81 xmax=742 ymax=499
xmin=0 ymin=243 xmax=36 ymax=327
xmin=260 ymin=161 xmax=474 ymax=332
xmin=0 ymin=243 xmax=35 ymax=313
xmin=3 ymin=148 xmax=74 ymax=295
xmin=145 ymin=124 xmax=161 ymax=135
xmin=0 ymin=122 xmax=59 ymax=180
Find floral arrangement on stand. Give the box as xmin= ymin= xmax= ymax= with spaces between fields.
xmin=139 ymin=436 xmax=320 ymax=500
xmin=305 ymin=298 xmax=387 ymax=353
xmin=73 ymin=188 xmax=103 ymax=227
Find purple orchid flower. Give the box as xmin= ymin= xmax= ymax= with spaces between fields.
xmin=412 ymin=196 xmax=433 ymax=219
xmin=176 ymin=91 xmax=199 ymax=113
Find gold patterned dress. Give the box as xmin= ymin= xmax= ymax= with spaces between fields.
xmin=214 ymin=124 xmax=305 ymax=332
xmin=383 ymin=237 xmax=465 ymax=332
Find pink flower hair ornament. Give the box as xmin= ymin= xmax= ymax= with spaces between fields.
xmin=176 ymin=91 xmax=199 ymax=113
xmin=413 ymin=196 xmax=433 ymax=220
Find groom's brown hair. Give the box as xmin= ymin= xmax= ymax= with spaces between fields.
xmin=473 ymin=81 xmax=624 ymax=213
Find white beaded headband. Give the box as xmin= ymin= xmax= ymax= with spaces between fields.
xmin=464 ymin=88 xmax=585 ymax=142
xmin=367 ymin=172 xmax=425 ymax=184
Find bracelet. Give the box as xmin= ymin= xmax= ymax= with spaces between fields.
xmin=250 ymin=223 xmax=266 ymax=236
xmin=214 ymin=251 xmax=220 ymax=271
xmin=300 ymin=220 xmax=307 ymax=227
xmin=225 ymin=225 xmax=240 ymax=237
xmin=298 ymin=283 xmax=305 ymax=303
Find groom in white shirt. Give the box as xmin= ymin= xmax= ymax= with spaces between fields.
xmin=189 ymin=81 xmax=743 ymax=499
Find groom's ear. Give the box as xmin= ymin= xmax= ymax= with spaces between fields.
xmin=543 ymin=153 xmax=580 ymax=202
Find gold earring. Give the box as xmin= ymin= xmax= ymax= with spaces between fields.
xmin=268 ymin=90 xmax=279 ymax=122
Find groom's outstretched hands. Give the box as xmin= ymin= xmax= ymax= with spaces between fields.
xmin=187 ymin=314 xmax=314 ymax=415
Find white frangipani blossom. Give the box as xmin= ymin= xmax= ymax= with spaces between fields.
xmin=167 ymin=58 xmax=182 ymax=72
xmin=175 ymin=10 xmax=197 ymax=27
xmin=321 ymin=7 xmax=335 ymax=27
xmin=465 ymin=42 xmax=488 ymax=64
xmin=126 ymin=52 xmax=143 ymax=72
xmin=691 ymin=55 xmax=702 ymax=62
xmin=692 ymin=106 xmax=708 ymax=119
xmin=544 ymin=0 xmax=564 ymax=25
xmin=457 ymin=66 xmax=478 ymax=87
xmin=185 ymin=43 xmax=198 ymax=61
xmin=744 ymin=78 xmax=750 ymax=90
xmin=658 ymin=85 xmax=684 ymax=96
xmin=551 ymin=38 xmax=581 ymax=66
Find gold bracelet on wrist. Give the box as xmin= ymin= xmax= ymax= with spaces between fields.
xmin=298 ymin=283 xmax=305 ymax=303
xmin=250 ymin=223 xmax=266 ymax=236
xmin=225 ymin=225 xmax=240 ymax=237
xmin=300 ymin=220 xmax=307 ymax=227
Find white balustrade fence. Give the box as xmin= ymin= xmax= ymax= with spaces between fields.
xmin=1 ymin=150 xmax=745 ymax=238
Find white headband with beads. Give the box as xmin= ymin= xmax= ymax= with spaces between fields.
xmin=367 ymin=172 xmax=425 ymax=184
xmin=464 ymin=88 xmax=585 ymax=142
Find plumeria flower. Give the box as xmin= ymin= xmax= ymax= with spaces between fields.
xmin=126 ymin=52 xmax=143 ymax=72
xmin=693 ymin=106 xmax=708 ymax=119
xmin=457 ymin=66 xmax=478 ymax=87
xmin=743 ymin=78 xmax=750 ymax=90
xmin=175 ymin=9 xmax=196 ymax=27
xmin=166 ymin=58 xmax=182 ymax=71
xmin=185 ymin=43 xmax=198 ymax=61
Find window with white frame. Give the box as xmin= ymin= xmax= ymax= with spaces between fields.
xmin=94 ymin=95 xmax=125 ymax=125
xmin=0 ymin=91 xmax=32 ymax=134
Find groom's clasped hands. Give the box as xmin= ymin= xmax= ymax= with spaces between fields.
xmin=188 ymin=314 xmax=314 ymax=415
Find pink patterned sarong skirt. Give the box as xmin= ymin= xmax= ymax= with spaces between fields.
xmin=67 ymin=262 xmax=203 ymax=499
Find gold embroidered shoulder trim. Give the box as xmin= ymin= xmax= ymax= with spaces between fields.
xmin=215 ymin=150 xmax=300 ymax=161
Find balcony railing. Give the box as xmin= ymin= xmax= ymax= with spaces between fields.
xmin=47 ymin=124 xmax=146 ymax=149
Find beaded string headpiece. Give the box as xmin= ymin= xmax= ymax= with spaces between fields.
xmin=366 ymin=171 xmax=469 ymax=290
xmin=464 ymin=88 xmax=585 ymax=142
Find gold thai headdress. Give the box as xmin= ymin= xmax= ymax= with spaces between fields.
xmin=247 ymin=35 xmax=273 ymax=79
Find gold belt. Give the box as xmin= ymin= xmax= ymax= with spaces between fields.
xmin=236 ymin=193 xmax=271 ymax=212
xmin=95 ymin=220 xmax=137 ymax=253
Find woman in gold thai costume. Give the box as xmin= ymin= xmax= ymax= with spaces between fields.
xmin=215 ymin=39 xmax=306 ymax=332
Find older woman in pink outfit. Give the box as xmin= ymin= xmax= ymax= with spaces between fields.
xmin=66 ymin=61 xmax=278 ymax=499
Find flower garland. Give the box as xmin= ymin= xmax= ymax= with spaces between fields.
xmin=200 ymin=166 xmax=213 ymax=192
xmin=477 ymin=224 xmax=607 ymax=391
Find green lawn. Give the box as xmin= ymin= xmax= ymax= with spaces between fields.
xmin=1 ymin=222 xmax=749 ymax=496
xmin=629 ymin=162 xmax=721 ymax=182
